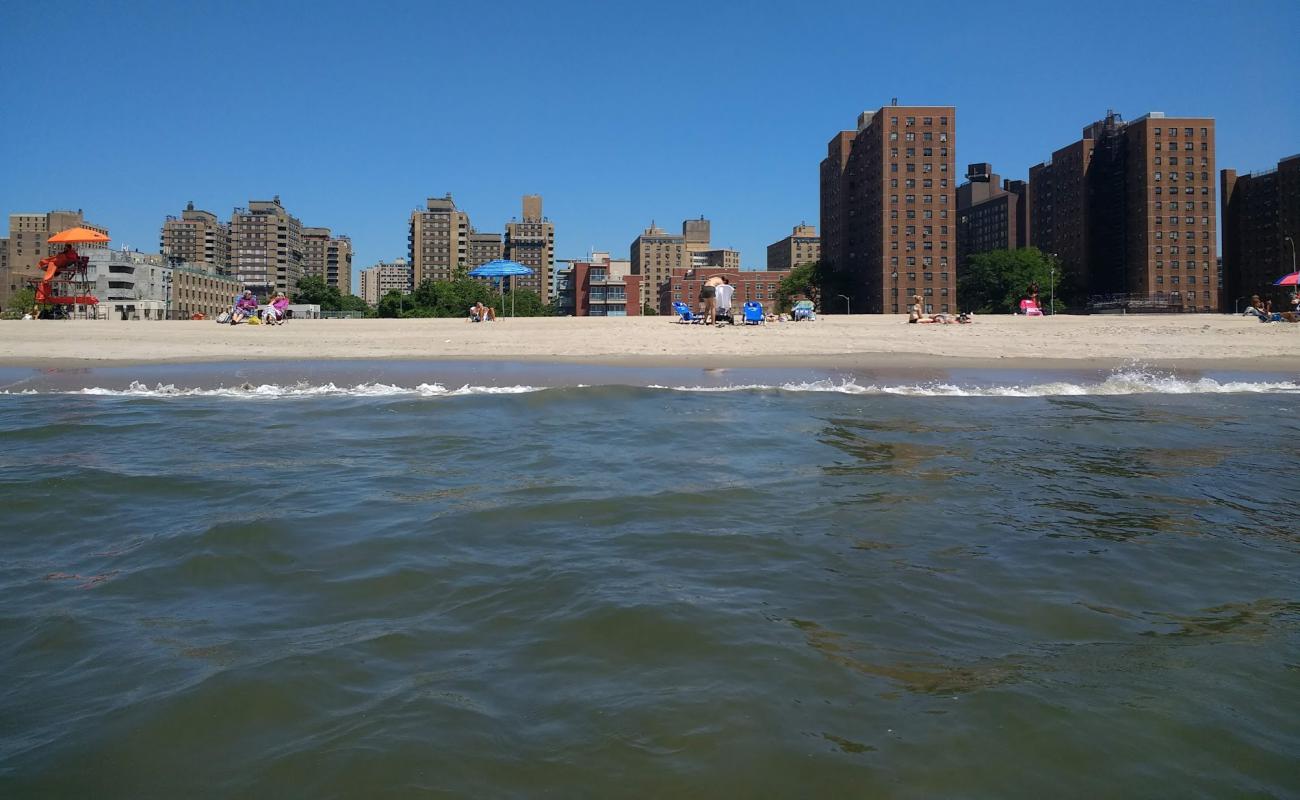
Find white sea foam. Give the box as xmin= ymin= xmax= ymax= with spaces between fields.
xmin=657 ymin=371 xmax=1300 ymax=397
xmin=5 ymin=370 xmax=1298 ymax=398
xmin=67 ymin=381 xmax=543 ymax=399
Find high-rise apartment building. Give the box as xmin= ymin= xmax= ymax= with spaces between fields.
xmin=359 ymin=258 xmax=413 ymax=306
xmin=631 ymin=223 xmax=687 ymax=299
xmin=631 ymin=217 xmax=737 ymax=301
xmin=1222 ymin=154 xmax=1300 ymax=310
xmin=2 ymin=210 xmax=109 ymax=305
xmin=409 ymin=194 xmax=470 ymax=285
xmin=160 ymin=202 xmax=231 ymax=274
xmin=467 ymin=232 xmax=503 ymax=269
xmin=303 ymin=226 xmax=353 ymax=296
xmin=820 ymin=105 xmax=958 ymax=313
xmin=230 ymin=196 xmax=304 ymax=296
xmin=1029 ymin=111 xmax=1217 ymax=311
xmin=504 ymin=194 xmax=555 ymax=298
xmin=767 ymin=224 xmax=820 ymax=270
xmin=956 ymin=163 xmax=1027 ymax=269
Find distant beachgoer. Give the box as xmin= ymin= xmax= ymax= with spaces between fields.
xmin=908 ymin=295 xmax=923 ymax=323
xmin=715 ymin=276 xmax=735 ymax=325
xmin=262 ymin=291 xmax=290 ymax=325
xmin=231 ymin=290 xmax=258 ymax=324
xmin=699 ymin=277 xmax=720 ymax=324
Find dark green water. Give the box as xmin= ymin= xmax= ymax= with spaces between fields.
xmin=1 ymin=367 xmax=1297 ymax=798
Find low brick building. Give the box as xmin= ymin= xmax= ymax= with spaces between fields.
xmin=567 ymin=259 xmax=642 ymax=316
xmin=659 ymin=268 xmax=790 ymax=315
xmin=172 ymin=265 xmax=244 ymax=319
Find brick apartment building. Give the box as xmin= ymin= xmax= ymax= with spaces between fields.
xmin=359 ymin=258 xmax=413 ymax=306
xmin=504 ymin=195 xmax=555 ymax=299
xmin=820 ymin=104 xmax=958 ymax=314
xmin=303 ymin=226 xmax=353 ymax=296
xmin=1221 ymin=153 xmax=1300 ymax=310
xmin=956 ymin=163 xmax=1026 ymax=269
xmin=1030 ymin=111 xmax=1218 ymax=311
xmin=161 ymin=202 xmax=231 ymax=274
xmin=230 ymin=196 xmax=304 ymax=297
xmin=766 ymin=224 xmax=820 ymax=270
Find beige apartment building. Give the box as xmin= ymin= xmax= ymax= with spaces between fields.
xmin=303 ymin=226 xmax=353 ymax=295
xmin=2 ymin=210 xmax=109 ymax=305
xmin=160 ymin=202 xmax=231 ymax=273
xmin=359 ymin=258 xmax=412 ymax=306
xmin=504 ymin=194 xmax=555 ymax=298
xmin=230 ymin=196 xmax=304 ymax=296
xmin=631 ymin=217 xmax=739 ymax=301
xmin=467 ymin=232 xmax=504 ymax=270
xmin=409 ymin=194 xmax=471 ymax=284
xmin=766 ymin=224 xmax=820 ymax=270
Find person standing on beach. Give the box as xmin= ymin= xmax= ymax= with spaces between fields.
xmin=715 ymin=276 xmax=735 ymax=325
xmin=699 ymin=277 xmax=720 ymax=325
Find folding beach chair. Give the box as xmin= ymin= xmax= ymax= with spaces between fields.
xmin=672 ymin=301 xmax=702 ymax=323
xmin=742 ymin=301 xmax=765 ymax=325
xmin=792 ymin=300 xmax=816 ymax=321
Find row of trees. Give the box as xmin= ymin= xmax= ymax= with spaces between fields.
xmin=376 ymin=278 xmax=553 ymax=318
xmin=291 ymin=276 xmax=373 ymax=314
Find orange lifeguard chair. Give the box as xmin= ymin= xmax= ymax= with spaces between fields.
xmin=32 ymin=227 xmax=107 ymax=315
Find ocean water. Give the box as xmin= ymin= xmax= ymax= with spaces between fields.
xmin=1 ymin=362 xmax=1298 ymax=798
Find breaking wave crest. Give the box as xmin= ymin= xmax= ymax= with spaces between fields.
xmin=666 ymin=370 xmax=1300 ymax=396
xmin=3 ymin=370 xmax=1297 ymax=399
xmin=72 ymin=381 xmax=543 ymax=398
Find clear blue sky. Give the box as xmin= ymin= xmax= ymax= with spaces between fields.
xmin=2 ymin=0 xmax=1296 ymax=288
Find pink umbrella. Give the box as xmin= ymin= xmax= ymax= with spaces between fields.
xmin=1274 ymin=272 xmax=1300 ymax=286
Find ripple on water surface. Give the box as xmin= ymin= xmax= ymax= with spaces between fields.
xmin=0 ymin=381 xmax=1297 ymax=797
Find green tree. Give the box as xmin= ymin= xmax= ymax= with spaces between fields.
xmin=292 ymin=275 xmax=338 ymax=307
xmin=337 ymin=294 xmax=373 ymax=315
xmin=500 ymin=289 xmax=552 ymax=316
xmin=6 ymin=287 xmax=36 ymax=313
xmin=775 ymin=261 xmax=829 ymax=312
xmin=377 ymin=289 xmax=409 ymax=318
xmin=958 ymin=248 xmax=1063 ymax=314
xmin=642 ymin=302 xmax=658 ymax=316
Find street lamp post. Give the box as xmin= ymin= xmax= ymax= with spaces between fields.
xmin=838 ymin=294 xmax=851 ymax=316
xmin=1050 ymin=253 xmax=1058 ymax=315
xmin=1286 ymin=235 xmax=1297 ymax=275
xmin=891 ymin=270 xmax=898 ymax=313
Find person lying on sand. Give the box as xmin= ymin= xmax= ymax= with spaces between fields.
xmin=916 ymin=312 xmax=972 ymax=324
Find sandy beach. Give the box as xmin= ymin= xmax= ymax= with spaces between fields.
xmin=0 ymin=315 xmax=1296 ymax=370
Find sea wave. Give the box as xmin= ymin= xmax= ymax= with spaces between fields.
xmin=3 ymin=370 xmax=1297 ymax=399
xmin=661 ymin=371 xmax=1300 ymax=397
xmin=69 ymin=381 xmax=543 ymax=398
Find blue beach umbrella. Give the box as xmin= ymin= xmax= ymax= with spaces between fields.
xmin=468 ymin=260 xmax=535 ymax=317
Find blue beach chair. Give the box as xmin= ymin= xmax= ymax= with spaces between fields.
xmin=672 ymin=301 xmax=702 ymax=323
xmin=742 ymin=301 xmax=764 ymax=325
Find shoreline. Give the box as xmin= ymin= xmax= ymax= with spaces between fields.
xmin=1 ymin=316 xmax=1297 ymax=374
xmin=2 ymin=352 xmax=1299 ymax=373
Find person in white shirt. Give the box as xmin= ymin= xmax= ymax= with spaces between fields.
xmin=714 ymin=276 xmax=735 ymax=325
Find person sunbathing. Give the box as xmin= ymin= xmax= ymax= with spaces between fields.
xmin=231 ymin=290 xmax=258 ymax=324
xmin=262 ymin=291 xmax=290 ymax=325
